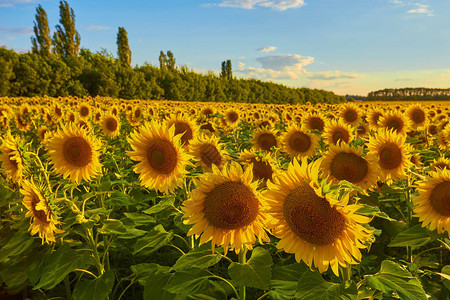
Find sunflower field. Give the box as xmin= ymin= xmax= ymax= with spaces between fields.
xmin=0 ymin=96 xmax=449 ymax=300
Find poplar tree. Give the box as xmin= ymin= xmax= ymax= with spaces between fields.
xmin=226 ymin=59 xmax=232 ymax=80
xmin=52 ymin=1 xmax=80 ymax=57
xmin=31 ymin=5 xmax=51 ymax=57
xmin=166 ymin=51 xmax=175 ymax=71
xmin=117 ymin=27 xmax=131 ymax=67
xmin=159 ymin=51 xmax=167 ymax=70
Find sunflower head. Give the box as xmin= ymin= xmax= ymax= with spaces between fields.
xmin=324 ymin=119 xmax=355 ymax=145
xmin=21 ymin=179 xmax=63 ymax=244
xmin=240 ymin=149 xmax=276 ymax=188
xmin=321 ymin=143 xmax=380 ymax=191
xmin=339 ymin=103 xmax=362 ymax=127
xmin=182 ymin=162 xmax=269 ymax=254
xmin=47 ymin=123 xmax=102 ymax=184
xmin=406 ymin=104 xmax=428 ymax=130
xmin=413 ymin=169 xmax=450 ymax=237
xmin=190 ymin=134 xmax=227 ymax=172
xmin=282 ymin=125 xmax=318 ymax=159
xmin=367 ymin=129 xmax=413 ymax=182
xmin=431 ymin=156 xmax=450 ymax=171
xmin=0 ymin=132 xmax=24 ymax=183
xmin=378 ymin=111 xmax=411 ymax=135
xmin=127 ymin=120 xmax=192 ymax=193
xmin=302 ymin=112 xmax=326 ymax=133
xmin=251 ymin=127 xmax=279 ymax=152
xmin=263 ymin=158 xmax=374 ymax=276
xmin=167 ymin=114 xmax=198 ymax=148
xmin=101 ymin=114 xmax=121 ymax=138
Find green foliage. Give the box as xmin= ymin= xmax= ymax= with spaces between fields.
xmin=31 ymin=5 xmax=52 ymax=57
xmin=53 ymin=1 xmax=80 ymax=57
xmin=0 ymin=47 xmax=345 ymax=103
xmin=295 ymin=271 xmax=357 ymax=300
xmin=367 ymin=87 xmax=450 ymax=100
xmin=117 ymin=27 xmax=131 ymax=68
xmin=72 ymin=271 xmax=115 ymax=300
xmin=365 ymin=260 xmax=427 ymax=300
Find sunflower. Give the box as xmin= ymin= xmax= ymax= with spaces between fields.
xmin=78 ymin=104 xmax=91 ymax=119
xmin=321 ymin=143 xmax=380 ymax=190
xmin=367 ymin=108 xmax=384 ymax=130
xmin=190 ymin=134 xmax=228 ymax=172
xmin=367 ymin=129 xmax=413 ymax=182
xmin=37 ymin=126 xmax=52 ymax=142
xmin=324 ymin=119 xmax=355 ymax=145
xmin=251 ymin=127 xmax=279 ymax=152
xmin=339 ymin=103 xmax=362 ymax=127
xmin=21 ymin=180 xmax=63 ymax=244
xmin=356 ymin=122 xmax=369 ymax=138
xmin=413 ymin=169 xmax=450 ymax=237
xmin=431 ymin=156 xmax=450 ymax=171
xmin=199 ymin=121 xmax=217 ymax=136
xmin=225 ymin=109 xmax=240 ymax=127
xmin=406 ymin=104 xmax=428 ymax=130
xmin=127 ymin=120 xmax=192 ymax=193
xmin=427 ymin=123 xmax=438 ymax=136
xmin=281 ymin=125 xmax=319 ymax=159
xmin=302 ymin=112 xmax=326 ymax=133
xmin=0 ymin=115 xmax=9 ymax=130
xmin=240 ymin=149 xmax=276 ymax=188
xmin=182 ymin=162 xmax=269 ymax=254
xmin=166 ymin=114 xmax=198 ymax=148
xmin=0 ymin=132 xmax=24 ymax=183
xmin=101 ymin=114 xmax=121 ymax=138
xmin=15 ymin=113 xmax=31 ymax=132
xmin=263 ymin=158 xmax=373 ymax=276
xmin=377 ymin=111 xmax=411 ymax=135
xmin=47 ymin=123 xmax=102 ymax=184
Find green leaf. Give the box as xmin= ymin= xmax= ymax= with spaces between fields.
xmin=98 ymin=219 xmax=128 ymax=235
xmin=0 ymin=232 xmax=34 ymax=263
xmin=388 ymin=224 xmax=433 ymax=248
xmin=365 ymin=260 xmax=427 ymax=300
xmin=356 ymin=204 xmax=396 ymax=221
xmin=144 ymin=269 xmax=175 ymax=300
xmin=164 ymin=269 xmax=211 ymax=296
xmin=72 ymin=271 xmax=115 ymax=300
xmin=439 ymin=265 xmax=450 ymax=290
xmin=133 ymin=224 xmax=174 ymax=255
xmin=270 ymin=263 xmax=308 ymax=299
xmin=228 ymin=247 xmax=273 ymax=290
xmin=131 ymin=263 xmax=169 ymax=281
xmin=171 ymin=249 xmax=222 ymax=271
xmin=142 ymin=196 xmax=175 ymax=214
xmin=124 ymin=212 xmax=156 ymax=226
xmin=34 ymin=244 xmax=90 ymax=290
xmin=105 ymin=191 xmax=138 ymax=206
xmin=295 ymin=271 xmax=357 ymax=300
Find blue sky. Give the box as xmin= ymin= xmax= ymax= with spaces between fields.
xmin=1 ymin=0 xmax=449 ymax=95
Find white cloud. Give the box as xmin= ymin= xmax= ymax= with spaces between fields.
xmin=257 ymin=46 xmax=277 ymax=53
xmin=0 ymin=27 xmax=33 ymax=35
xmin=214 ymin=0 xmax=305 ymax=11
xmin=407 ymin=6 xmax=434 ymax=16
xmin=307 ymin=71 xmax=360 ymax=80
xmin=83 ymin=25 xmax=110 ymax=31
xmin=389 ymin=0 xmax=403 ymax=4
xmin=0 ymin=0 xmax=37 ymax=8
xmin=237 ymin=54 xmax=313 ymax=80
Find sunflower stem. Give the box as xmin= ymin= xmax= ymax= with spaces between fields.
xmin=238 ymin=246 xmax=248 ymax=300
xmin=64 ymin=275 xmax=72 ymax=300
xmin=406 ymin=177 xmax=413 ymax=263
xmin=340 ymin=264 xmax=351 ymax=282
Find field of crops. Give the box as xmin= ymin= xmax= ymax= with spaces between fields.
xmin=0 ymin=96 xmax=449 ymax=300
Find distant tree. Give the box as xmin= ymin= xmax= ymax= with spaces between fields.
xmin=52 ymin=1 xmax=80 ymax=57
xmin=117 ymin=27 xmax=131 ymax=67
xmin=167 ymin=51 xmax=175 ymax=71
xmin=226 ymin=59 xmax=232 ymax=80
xmin=159 ymin=51 xmax=167 ymax=70
xmin=220 ymin=60 xmax=232 ymax=79
xmin=31 ymin=5 xmax=52 ymax=57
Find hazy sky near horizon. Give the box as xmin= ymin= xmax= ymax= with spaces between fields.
xmin=1 ymin=0 xmax=449 ymax=95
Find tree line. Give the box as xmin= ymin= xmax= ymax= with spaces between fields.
xmin=367 ymin=88 xmax=450 ymax=101
xmin=0 ymin=1 xmax=345 ymax=104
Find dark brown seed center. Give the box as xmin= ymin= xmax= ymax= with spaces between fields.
xmin=63 ymin=137 xmax=93 ymax=167
xmin=257 ymin=133 xmax=277 ymax=151
xmin=379 ymin=142 xmax=402 ymax=170
xmin=203 ymin=181 xmax=259 ymax=230
xmin=283 ymin=184 xmax=346 ymax=245
xmin=329 ymin=152 xmax=369 ymax=183
xmin=289 ymin=131 xmax=311 ymax=153
xmin=429 ymin=181 xmax=450 ymax=216
xmin=146 ymin=139 xmax=178 ymax=174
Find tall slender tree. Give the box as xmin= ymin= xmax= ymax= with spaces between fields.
xmin=117 ymin=27 xmax=131 ymax=67
xmin=159 ymin=51 xmax=167 ymax=70
xmin=52 ymin=1 xmax=80 ymax=57
xmin=31 ymin=5 xmax=51 ymax=57
xmin=166 ymin=51 xmax=175 ymax=71
xmin=226 ymin=59 xmax=232 ymax=80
